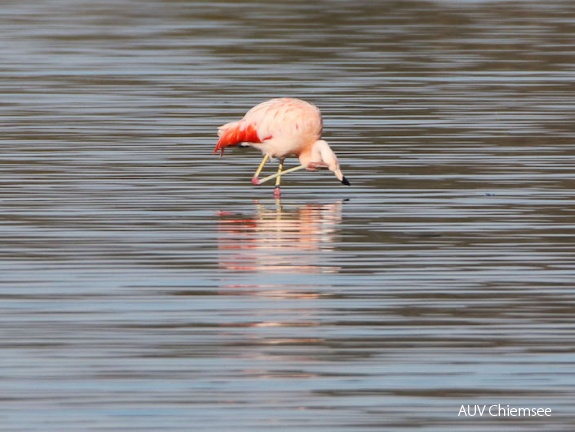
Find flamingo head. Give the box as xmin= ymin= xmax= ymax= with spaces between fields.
xmin=299 ymin=140 xmax=350 ymax=186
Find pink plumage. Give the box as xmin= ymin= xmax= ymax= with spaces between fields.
xmin=214 ymin=98 xmax=349 ymax=195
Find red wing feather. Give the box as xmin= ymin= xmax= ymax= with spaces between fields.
xmin=214 ymin=123 xmax=262 ymax=156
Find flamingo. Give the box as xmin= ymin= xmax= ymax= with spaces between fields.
xmin=213 ymin=98 xmax=350 ymax=198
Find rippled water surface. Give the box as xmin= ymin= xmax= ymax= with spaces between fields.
xmin=2 ymin=1 xmax=575 ymax=430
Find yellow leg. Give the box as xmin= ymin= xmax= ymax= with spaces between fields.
xmin=256 ymin=164 xmax=306 ymax=185
xmin=252 ymin=154 xmax=269 ymax=185
xmin=275 ymin=160 xmax=283 ymax=188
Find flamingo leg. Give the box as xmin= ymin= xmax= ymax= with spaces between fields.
xmin=257 ymin=164 xmax=306 ymax=185
xmin=274 ymin=160 xmax=284 ymax=198
xmin=252 ymin=154 xmax=269 ymax=185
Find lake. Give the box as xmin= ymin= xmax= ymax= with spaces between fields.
xmin=1 ymin=0 xmax=574 ymax=430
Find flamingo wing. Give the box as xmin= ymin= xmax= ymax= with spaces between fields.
xmin=214 ymin=122 xmax=264 ymax=156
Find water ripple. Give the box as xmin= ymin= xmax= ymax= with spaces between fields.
xmin=2 ymin=1 xmax=575 ymax=431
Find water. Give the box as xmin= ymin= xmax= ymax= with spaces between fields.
xmin=1 ymin=0 xmax=575 ymax=430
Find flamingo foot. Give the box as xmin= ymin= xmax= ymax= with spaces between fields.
xmin=273 ymin=187 xmax=281 ymax=199
xmin=252 ymin=177 xmax=260 ymax=185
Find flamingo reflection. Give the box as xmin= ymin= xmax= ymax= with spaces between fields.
xmin=217 ymin=200 xmax=344 ymax=274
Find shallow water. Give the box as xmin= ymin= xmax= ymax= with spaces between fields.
xmin=1 ymin=0 xmax=575 ymax=430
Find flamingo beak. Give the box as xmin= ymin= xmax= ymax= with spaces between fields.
xmin=334 ymin=168 xmax=350 ymax=186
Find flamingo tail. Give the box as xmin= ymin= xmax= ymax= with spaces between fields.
xmin=214 ymin=122 xmax=262 ymax=156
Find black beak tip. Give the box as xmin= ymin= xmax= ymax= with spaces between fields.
xmin=341 ymin=176 xmax=350 ymax=186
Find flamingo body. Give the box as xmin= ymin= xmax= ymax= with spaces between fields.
xmin=214 ymin=98 xmax=349 ymax=195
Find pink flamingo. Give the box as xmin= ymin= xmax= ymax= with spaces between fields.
xmin=214 ymin=98 xmax=350 ymax=198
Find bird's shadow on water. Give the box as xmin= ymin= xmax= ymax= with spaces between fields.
xmin=215 ymin=199 xmax=348 ymax=275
